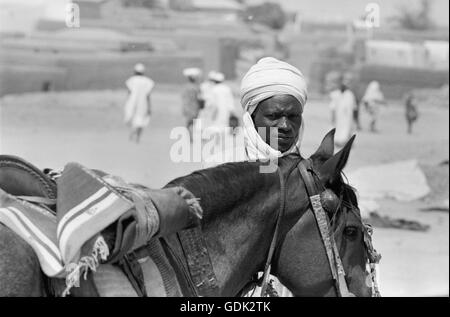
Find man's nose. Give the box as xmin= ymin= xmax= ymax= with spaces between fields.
xmin=277 ymin=117 xmax=290 ymax=130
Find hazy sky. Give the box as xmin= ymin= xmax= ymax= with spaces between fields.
xmin=0 ymin=0 xmax=66 ymax=20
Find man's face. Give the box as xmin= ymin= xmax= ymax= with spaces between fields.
xmin=251 ymin=94 xmax=303 ymax=153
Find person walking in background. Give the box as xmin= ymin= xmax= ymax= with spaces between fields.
xmin=124 ymin=63 xmax=154 ymax=143
xmin=208 ymin=71 xmax=236 ymax=136
xmin=362 ymin=81 xmax=386 ymax=133
xmin=196 ymin=72 xmax=216 ymax=133
xmin=181 ymin=67 xmax=203 ymax=142
xmin=342 ymin=71 xmax=363 ymax=131
xmin=330 ymin=74 xmax=357 ymax=148
xmin=325 ymin=71 xmax=342 ymax=126
xmin=404 ymin=92 xmax=419 ymax=134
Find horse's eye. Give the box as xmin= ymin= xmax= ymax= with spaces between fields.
xmin=344 ymin=226 xmax=359 ymax=238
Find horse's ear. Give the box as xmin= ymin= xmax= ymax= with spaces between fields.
xmin=317 ymin=135 xmax=355 ymax=184
xmin=312 ymin=129 xmax=336 ymax=161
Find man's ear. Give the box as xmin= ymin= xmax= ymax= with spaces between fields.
xmin=317 ymin=135 xmax=355 ymax=185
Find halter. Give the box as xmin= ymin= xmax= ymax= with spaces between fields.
xmin=258 ymin=158 xmax=382 ymax=297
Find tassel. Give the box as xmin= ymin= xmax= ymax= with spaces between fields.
xmin=61 ymin=236 xmax=110 ymax=296
xmin=186 ymin=197 xmax=203 ymax=220
xmin=62 ymin=262 xmax=83 ymax=297
xmin=92 ymin=235 xmax=110 ymax=261
xmin=174 ymin=186 xmax=203 ymax=220
xmin=370 ymin=263 xmax=381 ymax=297
xmin=266 ymin=279 xmax=279 ymax=297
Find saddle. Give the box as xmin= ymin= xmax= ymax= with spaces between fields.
xmin=0 ymin=155 xmax=57 ymax=205
xmin=0 ymin=155 xmax=201 ymax=297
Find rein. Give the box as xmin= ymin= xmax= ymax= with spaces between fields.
xmin=259 ymin=167 xmax=286 ymax=296
xmin=297 ymin=159 xmax=354 ymax=297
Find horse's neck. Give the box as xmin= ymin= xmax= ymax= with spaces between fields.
xmin=172 ymin=168 xmax=280 ymax=296
xmin=201 ymin=182 xmax=280 ymax=296
xmin=166 ymin=159 xmax=305 ymax=296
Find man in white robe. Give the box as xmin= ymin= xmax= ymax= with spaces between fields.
xmin=124 ymin=63 xmax=155 ymax=143
xmin=330 ymin=75 xmax=357 ymax=148
xmin=208 ymin=72 xmax=236 ymax=132
xmin=362 ymin=81 xmax=385 ymax=133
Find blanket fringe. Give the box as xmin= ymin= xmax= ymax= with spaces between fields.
xmin=61 ymin=235 xmax=109 ymax=297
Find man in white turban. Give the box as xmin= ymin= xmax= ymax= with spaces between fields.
xmin=202 ymin=57 xmax=307 ymax=297
xmin=240 ymin=56 xmax=307 ymax=159
xmin=203 ymin=57 xmax=307 ymax=166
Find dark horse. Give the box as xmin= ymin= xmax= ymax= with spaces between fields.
xmin=0 ymin=131 xmax=373 ymax=296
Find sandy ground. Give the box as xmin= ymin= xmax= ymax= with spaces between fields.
xmin=0 ymin=87 xmax=448 ymax=296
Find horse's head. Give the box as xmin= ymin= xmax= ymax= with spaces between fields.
xmin=274 ymin=130 xmax=379 ymax=297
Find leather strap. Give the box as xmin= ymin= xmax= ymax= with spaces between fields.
xmin=118 ymin=253 xmax=147 ymax=297
xmin=177 ymin=227 xmax=220 ymax=296
xmin=297 ymin=159 xmax=353 ymax=297
xmin=145 ymin=239 xmax=182 ymax=297
xmin=160 ymin=236 xmax=199 ymax=297
xmin=259 ymin=167 xmax=286 ymax=296
xmin=117 ymin=239 xmax=183 ymax=297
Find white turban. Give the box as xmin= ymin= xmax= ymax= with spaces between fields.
xmin=134 ymin=63 xmax=146 ymax=74
xmin=208 ymin=71 xmax=225 ymax=82
xmin=240 ymin=57 xmax=308 ymax=114
xmin=183 ymin=67 xmax=202 ymax=78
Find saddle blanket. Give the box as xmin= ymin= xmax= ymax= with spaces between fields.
xmin=0 ymin=161 xmax=200 ymax=296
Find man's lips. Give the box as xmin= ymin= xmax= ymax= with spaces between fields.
xmin=277 ymin=135 xmax=294 ymax=140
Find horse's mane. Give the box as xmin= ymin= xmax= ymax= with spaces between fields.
xmin=164 ymin=161 xmax=280 ymax=223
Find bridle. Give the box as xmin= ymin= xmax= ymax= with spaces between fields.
xmin=257 ymin=158 xmax=381 ymax=297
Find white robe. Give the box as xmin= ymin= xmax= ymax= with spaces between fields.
xmin=124 ymin=75 xmax=154 ymax=128
xmin=330 ymin=89 xmax=356 ymax=146
xmin=208 ymin=83 xmax=235 ymax=132
xmin=197 ymin=81 xmax=215 ymax=129
xmin=362 ymin=81 xmax=385 ymax=121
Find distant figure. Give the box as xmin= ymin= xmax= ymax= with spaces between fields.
xmin=124 ymin=63 xmax=154 ymax=143
xmin=343 ymin=71 xmax=363 ymax=131
xmin=325 ymin=71 xmax=342 ymax=126
xmin=330 ymin=74 xmax=357 ymax=148
xmin=208 ymin=71 xmax=236 ymax=135
xmin=362 ymin=81 xmax=385 ymax=133
xmin=404 ymin=92 xmax=419 ymax=134
xmin=197 ymin=72 xmax=216 ymax=133
xmin=181 ymin=68 xmax=203 ymax=141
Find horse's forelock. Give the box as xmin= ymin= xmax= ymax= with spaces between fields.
xmin=329 ymin=173 xmax=360 ymax=231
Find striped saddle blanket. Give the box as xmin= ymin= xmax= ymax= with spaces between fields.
xmin=0 ymin=157 xmax=201 ymax=296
